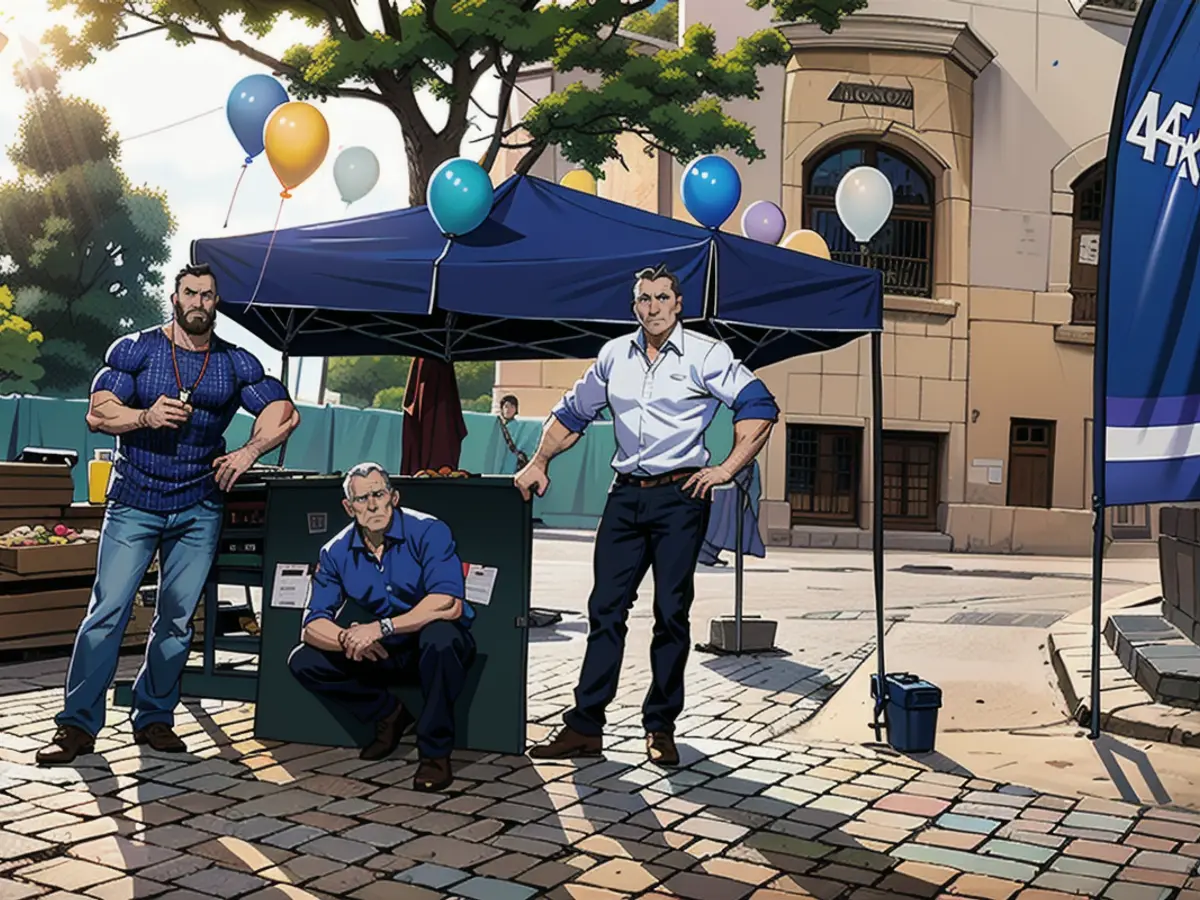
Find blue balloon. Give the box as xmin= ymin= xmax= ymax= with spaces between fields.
xmin=226 ymin=75 xmax=289 ymax=163
xmin=680 ymin=155 xmax=742 ymax=229
xmin=426 ymin=158 xmax=494 ymax=236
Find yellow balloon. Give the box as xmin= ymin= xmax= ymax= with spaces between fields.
xmin=781 ymin=229 xmax=831 ymax=260
xmin=560 ymin=169 xmax=597 ymax=195
xmin=264 ymin=102 xmax=331 ymax=197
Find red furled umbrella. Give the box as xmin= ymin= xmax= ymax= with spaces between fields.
xmin=400 ymin=357 xmax=468 ymax=475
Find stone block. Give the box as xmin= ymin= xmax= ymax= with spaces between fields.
xmin=1160 ymin=538 xmax=1179 ymax=608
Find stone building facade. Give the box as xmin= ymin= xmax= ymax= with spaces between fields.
xmin=493 ymin=0 xmax=1154 ymax=557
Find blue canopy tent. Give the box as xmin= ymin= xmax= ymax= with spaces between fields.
xmin=193 ymin=173 xmax=892 ymax=739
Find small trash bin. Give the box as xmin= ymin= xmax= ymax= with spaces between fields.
xmin=871 ymin=672 xmax=942 ymax=753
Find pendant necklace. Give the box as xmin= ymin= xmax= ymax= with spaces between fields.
xmin=170 ymin=322 xmax=211 ymax=405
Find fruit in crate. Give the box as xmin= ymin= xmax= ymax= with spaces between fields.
xmin=412 ymin=468 xmax=472 ymax=479
xmin=0 ymin=523 xmax=101 ymax=548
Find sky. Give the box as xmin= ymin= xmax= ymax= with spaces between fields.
xmin=0 ymin=3 xmax=501 ymax=401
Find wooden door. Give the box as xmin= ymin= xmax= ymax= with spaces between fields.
xmin=881 ymin=433 xmax=940 ymax=530
xmin=1008 ymin=419 xmax=1056 ymax=508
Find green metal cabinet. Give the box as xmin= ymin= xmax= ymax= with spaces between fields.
xmin=252 ymin=476 xmax=532 ymax=755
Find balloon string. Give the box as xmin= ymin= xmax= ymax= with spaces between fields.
xmin=243 ymin=197 xmax=286 ymax=312
xmin=223 ymin=162 xmax=250 ymax=229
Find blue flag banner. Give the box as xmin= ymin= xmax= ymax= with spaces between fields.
xmin=1101 ymin=0 xmax=1200 ymax=506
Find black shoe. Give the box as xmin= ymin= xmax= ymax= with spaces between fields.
xmin=36 ymin=725 xmax=95 ymax=766
xmin=646 ymin=732 xmax=679 ymax=766
xmin=413 ymin=756 xmax=453 ymax=792
xmin=361 ymin=704 xmax=415 ymax=761
xmin=528 ymin=726 xmax=603 ymax=760
xmin=133 ymin=723 xmax=187 ymax=753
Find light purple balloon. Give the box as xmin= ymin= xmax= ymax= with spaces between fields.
xmin=740 ymin=200 xmax=786 ymax=244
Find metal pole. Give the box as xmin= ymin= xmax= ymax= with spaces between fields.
xmin=871 ymin=323 xmax=887 ymax=744
xmin=316 ymin=357 xmax=329 ymax=405
xmin=734 ymin=477 xmax=745 ymax=654
xmin=277 ymin=353 xmax=290 ymax=468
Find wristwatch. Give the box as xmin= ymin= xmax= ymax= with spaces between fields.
xmin=378 ymin=617 xmax=395 ymax=639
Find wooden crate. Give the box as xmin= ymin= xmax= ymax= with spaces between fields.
xmin=0 ymin=585 xmax=205 ymax=653
xmin=0 ymin=542 xmax=98 ymax=575
xmin=0 ymin=463 xmax=76 ymax=511
xmin=62 ymin=504 xmax=105 ymax=530
xmin=0 ymin=509 xmax=74 ymax=534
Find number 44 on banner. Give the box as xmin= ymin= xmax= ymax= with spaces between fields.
xmin=461 ymin=563 xmax=498 ymax=606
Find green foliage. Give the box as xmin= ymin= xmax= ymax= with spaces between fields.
xmin=624 ymin=1 xmax=679 ymax=42
xmin=0 ymin=71 xmax=174 ymax=396
xmin=372 ymin=385 xmax=407 ymax=412
xmin=44 ymin=0 xmax=865 ymax=202
xmin=329 ymin=357 xmax=496 ymax=412
xmin=0 ymin=285 xmax=45 ymax=394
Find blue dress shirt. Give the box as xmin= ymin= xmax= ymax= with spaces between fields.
xmin=91 ymin=328 xmax=290 ymax=512
xmin=551 ymin=324 xmax=780 ymax=476
xmin=303 ymin=508 xmax=474 ymax=637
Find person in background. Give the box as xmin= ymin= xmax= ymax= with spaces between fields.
xmin=288 ymin=462 xmax=476 ymax=793
xmin=38 ymin=262 xmax=300 ymax=766
xmin=497 ymin=394 xmax=530 ymax=474
xmin=516 ymin=262 xmax=779 ymax=766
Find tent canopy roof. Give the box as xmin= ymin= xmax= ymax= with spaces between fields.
xmin=193 ymin=174 xmax=882 ymax=367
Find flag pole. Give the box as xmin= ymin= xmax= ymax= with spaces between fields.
xmin=1087 ymin=0 xmax=1155 ymax=741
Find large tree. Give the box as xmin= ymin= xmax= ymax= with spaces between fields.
xmin=46 ymin=0 xmax=865 ymax=207
xmin=0 ymin=64 xmax=174 ymax=396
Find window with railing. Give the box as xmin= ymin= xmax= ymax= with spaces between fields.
xmin=805 ymin=143 xmax=935 ymax=298
xmin=1070 ymin=163 xmax=1105 ymax=325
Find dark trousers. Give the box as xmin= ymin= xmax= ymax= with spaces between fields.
xmin=564 ymin=479 xmax=710 ymax=737
xmin=287 ymin=619 xmax=476 ymax=758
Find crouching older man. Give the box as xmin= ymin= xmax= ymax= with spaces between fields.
xmin=288 ymin=462 xmax=476 ymax=792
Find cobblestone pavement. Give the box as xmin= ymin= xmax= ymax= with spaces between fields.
xmin=0 ymin=643 xmax=1197 ymax=900
xmin=0 ymin=543 xmax=1174 ymax=899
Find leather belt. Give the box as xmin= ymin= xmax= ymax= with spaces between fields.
xmin=615 ymin=469 xmax=698 ymax=488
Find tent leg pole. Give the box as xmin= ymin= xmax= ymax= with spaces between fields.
xmin=871 ymin=330 xmax=886 ymax=744
xmin=278 ymin=352 xmax=291 ymax=468
xmin=735 ymin=484 xmax=745 ymax=655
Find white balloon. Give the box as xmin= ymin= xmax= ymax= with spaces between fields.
xmin=834 ymin=166 xmax=894 ymax=243
xmin=333 ymin=146 xmax=380 ymax=204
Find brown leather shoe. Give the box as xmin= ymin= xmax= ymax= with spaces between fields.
xmin=646 ymin=732 xmax=679 ymax=766
xmin=36 ymin=725 xmax=95 ymax=767
xmin=528 ymin=726 xmax=602 ymax=760
xmin=134 ymin=722 xmax=187 ymax=753
xmin=360 ymin=703 xmax=415 ymax=761
xmin=413 ymin=756 xmax=453 ymax=792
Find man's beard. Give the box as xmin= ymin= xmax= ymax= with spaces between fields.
xmin=174 ymin=302 xmax=214 ymax=336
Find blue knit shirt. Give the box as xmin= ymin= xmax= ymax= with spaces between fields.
xmin=91 ymin=328 xmax=290 ymax=513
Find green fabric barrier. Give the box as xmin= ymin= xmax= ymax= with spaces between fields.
xmin=0 ymin=396 xmax=735 ymax=530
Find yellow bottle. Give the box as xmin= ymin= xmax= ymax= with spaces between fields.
xmin=88 ymin=449 xmax=113 ymax=505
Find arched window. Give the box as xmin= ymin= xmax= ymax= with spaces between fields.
xmin=804 ymin=143 xmax=935 ymax=298
xmin=1070 ymin=163 xmax=1105 ymax=324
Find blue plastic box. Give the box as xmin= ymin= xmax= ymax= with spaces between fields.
xmin=871 ymin=672 xmax=942 ymax=753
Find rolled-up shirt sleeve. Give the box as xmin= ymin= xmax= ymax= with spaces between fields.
xmin=416 ymin=520 xmax=466 ymax=598
xmin=230 ymin=347 xmax=291 ymax=415
xmin=90 ymin=335 xmax=143 ymax=404
xmin=302 ymin=547 xmax=344 ymax=628
xmin=699 ymin=341 xmax=780 ymax=423
xmin=552 ymin=350 xmax=611 ymax=434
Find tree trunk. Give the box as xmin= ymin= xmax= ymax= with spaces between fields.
xmin=402 ymin=127 xmax=469 ymax=208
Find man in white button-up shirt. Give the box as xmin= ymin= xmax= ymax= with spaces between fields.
xmin=517 ymin=263 xmax=779 ymax=766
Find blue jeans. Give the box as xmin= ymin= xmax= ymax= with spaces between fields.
xmin=57 ymin=498 xmax=223 ymax=736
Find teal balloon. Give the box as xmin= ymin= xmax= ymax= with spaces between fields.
xmin=334 ymin=146 xmax=380 ymax=204
xmin=426 ymin=158 xmax=494 ymax=236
